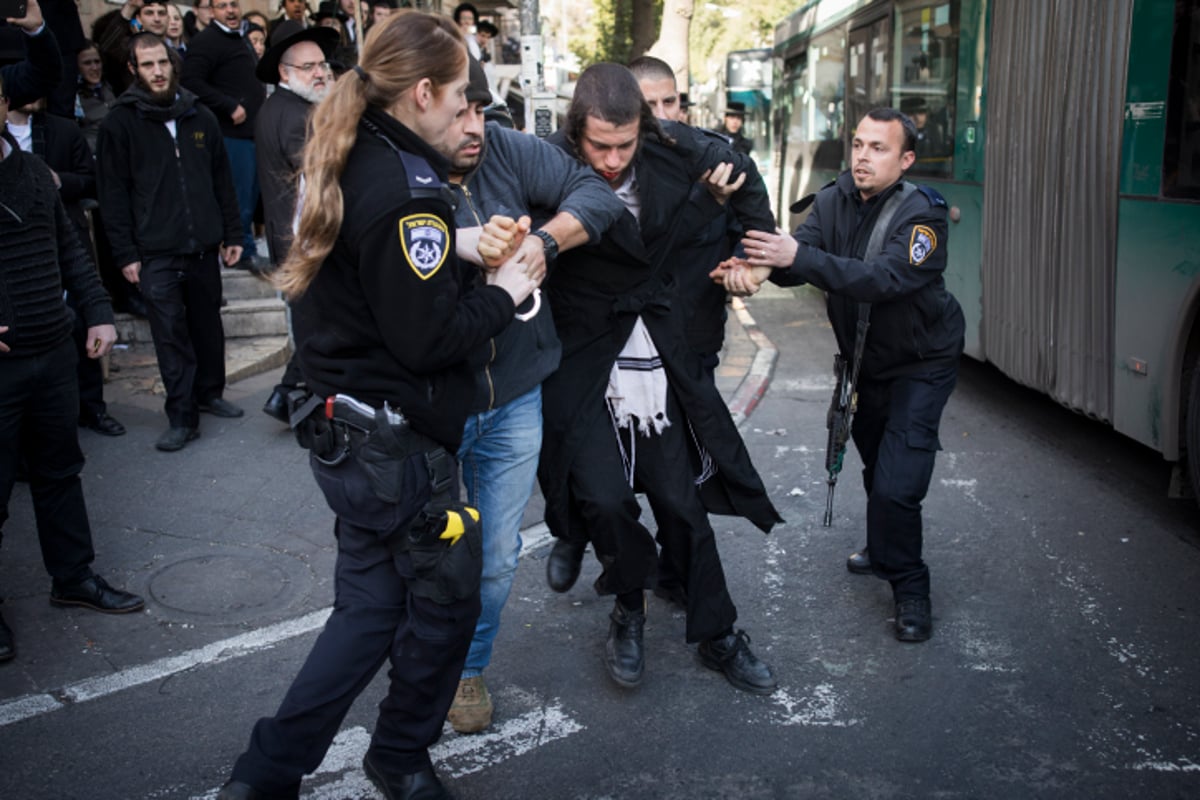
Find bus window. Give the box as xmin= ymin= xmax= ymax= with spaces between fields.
xmin=893 ymin=0 xmax=959 ymax=177
xmin=846 ymin=14 xmax=891 ymax=152
xmin=810 ymin=29 xmax=846 ymax=172
xmin=1164 ymin=0 xmax=1200 ymax=200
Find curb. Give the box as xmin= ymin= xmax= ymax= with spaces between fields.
xmin=726 ymin=296 xmax=778 ymax=427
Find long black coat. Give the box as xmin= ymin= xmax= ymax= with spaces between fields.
xmin=540 ymin=122 xmax=783 ymax=537
xmin=255 ymin=85 xmax=309 ymax=266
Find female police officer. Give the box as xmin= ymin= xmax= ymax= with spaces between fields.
xmin=216 ymin=11 xmax=539 ymax=800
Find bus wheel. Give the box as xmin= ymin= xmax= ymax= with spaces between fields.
xmin=1188 ymin=365 xmax=1200 ymax=503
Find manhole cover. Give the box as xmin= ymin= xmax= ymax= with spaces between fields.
xmin=148 ymin=552 xmax=311 ymax=622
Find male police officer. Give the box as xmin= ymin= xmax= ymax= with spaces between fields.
xmin=715 ymin=107 xmax=964 ymax=642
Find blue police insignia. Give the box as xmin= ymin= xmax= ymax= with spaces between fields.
xmin=399 ymin=214 xmax=449 ymax=280
xmin=909 ymin=224 xmax=937 ymax=266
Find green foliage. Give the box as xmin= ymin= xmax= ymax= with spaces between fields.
xmin=570 ymin=0 xmax=633 ymax=68
xmin=689 ymin=0 xmax=796 ymax=83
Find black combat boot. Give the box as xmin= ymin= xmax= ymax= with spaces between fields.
xmin=605 ymin=599 xmax=645 ymax=688
xmin=698 ymin=630 xmax=777 ymax=694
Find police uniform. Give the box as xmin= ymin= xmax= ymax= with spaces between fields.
xmin=226 ymin=106 xmax=517 ymax=795
xmin=771 ymin=170 xmax=964 ymax=607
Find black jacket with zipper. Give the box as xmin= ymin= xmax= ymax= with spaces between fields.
xmin=96 ymin=86 xmax=241 ymax=268
xmin=770 ymin=170 xmax=964 ymax=380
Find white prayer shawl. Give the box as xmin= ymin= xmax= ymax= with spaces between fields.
xmin=607 ymin=316 xmax=670 ymax=437
xmin=606 ymin=316 xmax=671 ymax=486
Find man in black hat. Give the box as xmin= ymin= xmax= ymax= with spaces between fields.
xmin=900 ymin=96 xmax=945 ymax=163
xmin=715 ymin=99 xmax=753 ymax=157
xmin=254 ymin=19 xmax=339 ymax=422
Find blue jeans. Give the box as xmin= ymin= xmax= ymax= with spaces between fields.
xmin=457 ymin=385 xmax=543 ymax=677
xmin=224 ymin=136 xmax=260 ymax=255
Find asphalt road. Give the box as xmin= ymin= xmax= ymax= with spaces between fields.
xmin=3 ymin=284 xmax=1200 ymax=799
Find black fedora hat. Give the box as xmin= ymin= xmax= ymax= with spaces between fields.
xmin=724 ymin=100 xmax=746 ymax=117
xmin=256 ymin=21 xmax=341 ymax=84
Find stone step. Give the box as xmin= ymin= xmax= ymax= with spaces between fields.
xmin=107 ymin=335 xmax=292 ymax=391
xmin=114 ymin=296 xmax=289 ymax=343
xmin=221 ymin=267 xmax=280 ymax=300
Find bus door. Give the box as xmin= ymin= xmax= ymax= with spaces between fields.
xmin=846 ymin=12 xmax=892 ymax=153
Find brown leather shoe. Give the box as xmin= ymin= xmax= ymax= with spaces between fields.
xmin=447 ymin=675 xmax=493 ymax=733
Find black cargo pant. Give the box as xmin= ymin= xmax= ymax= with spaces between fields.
xmin=139 ymin=252 xmax=226 ymax=429
xmin=229 ymin=453 xmax=479 ymax=794
xmin=851 ymin=362 xmax=959 ymax=602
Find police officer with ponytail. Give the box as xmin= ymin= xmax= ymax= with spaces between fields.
xmin=216 ymin=11 xmax=540 ymax=800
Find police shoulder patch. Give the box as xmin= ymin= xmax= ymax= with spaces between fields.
xmin=909 ymin=225 xmax=937 ymax=265
xmin=399 ymin=214 xmax=449 ymax=280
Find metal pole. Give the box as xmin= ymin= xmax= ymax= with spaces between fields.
xmin=519 ymin=0 xmax=542 ymax=132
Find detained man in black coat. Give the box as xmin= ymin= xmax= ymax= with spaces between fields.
xmin=253 ymin=20 xmax=338 ymax=422
xmin=540 ymin=63 xmax=782 ymax=694
xmin=715 ymin=108 xmax=965 ymax=643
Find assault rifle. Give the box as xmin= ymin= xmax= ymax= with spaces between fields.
xmin=823 ymin=316 xmax=869 ymax=526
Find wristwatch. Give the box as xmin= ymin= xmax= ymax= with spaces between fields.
xmin=532 ymin=228 xmax=559 ymax=261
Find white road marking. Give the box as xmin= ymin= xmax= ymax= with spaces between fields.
xmin=0 ymin=607 xmax=331 ymax=728
xmin=189 ymin=702 xmax=584 ymax=799
xmin=771 ymin=685 xmax=861 ymax=727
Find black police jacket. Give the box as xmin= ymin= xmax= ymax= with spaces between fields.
xmin=771 ymin=171 xmax=964 ymax=380
xmin=295 ymin=107 xmax=516 ymax=452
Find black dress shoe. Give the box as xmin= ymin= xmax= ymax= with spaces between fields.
xmin=199 ymin=397 xmax=245 ymax=418
xmin=262 ymin=387 xmax=290 ymax=423
xmin=362 ymin=752 xmax=450 ymax=800
xmin=605 ymin=600 xmax=645 ymax=688
xmin=50 ymin=574 xmax=144 ymax=614
xmin=698 ymin=629 xmax=777 ymax=694
xmin=0 ymin=609 xmax=14 ymax=663
xmin=546 ymin=537 xmax=586 ymax=593
xmin=215 ymin=780 xmax=299 ymax=800
xmin=846 ymin=546 xmax=872 ymax=575
xmin=81 ymin=412 xmax=127 ymax=437
xmin=156 ymin=426 xmax=199 ymax=452
xmin=895 ymin=598 xmax=932 ymax=642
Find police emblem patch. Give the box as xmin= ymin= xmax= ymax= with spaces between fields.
xmin=909 ymin=225 xmax=937 ymax=265
xmin=399 ymin=214 xmax=449 ymax=280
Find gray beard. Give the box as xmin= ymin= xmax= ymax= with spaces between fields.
xmin=286 ymin=81 xmax=329 ymax=105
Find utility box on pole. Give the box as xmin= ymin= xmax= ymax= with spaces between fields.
xmin=519 ymin=0 xmax=556 ymax=137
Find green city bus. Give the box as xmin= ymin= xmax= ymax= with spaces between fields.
xmin=771 ymin=0 xmax=1200 ymax=499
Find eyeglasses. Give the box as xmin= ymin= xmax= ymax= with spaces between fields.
xmin=283 ymin=61 xmax=331 ymax=74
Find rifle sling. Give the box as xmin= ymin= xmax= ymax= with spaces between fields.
xmin=851 ymin=181 xmax=909 ymax=359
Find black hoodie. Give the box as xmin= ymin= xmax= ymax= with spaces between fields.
xmin=95 ymin=85 xmax=242 ymax=267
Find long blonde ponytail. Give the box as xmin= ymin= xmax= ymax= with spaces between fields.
xmin=273 ymin=10 xmax=466 ymax=298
